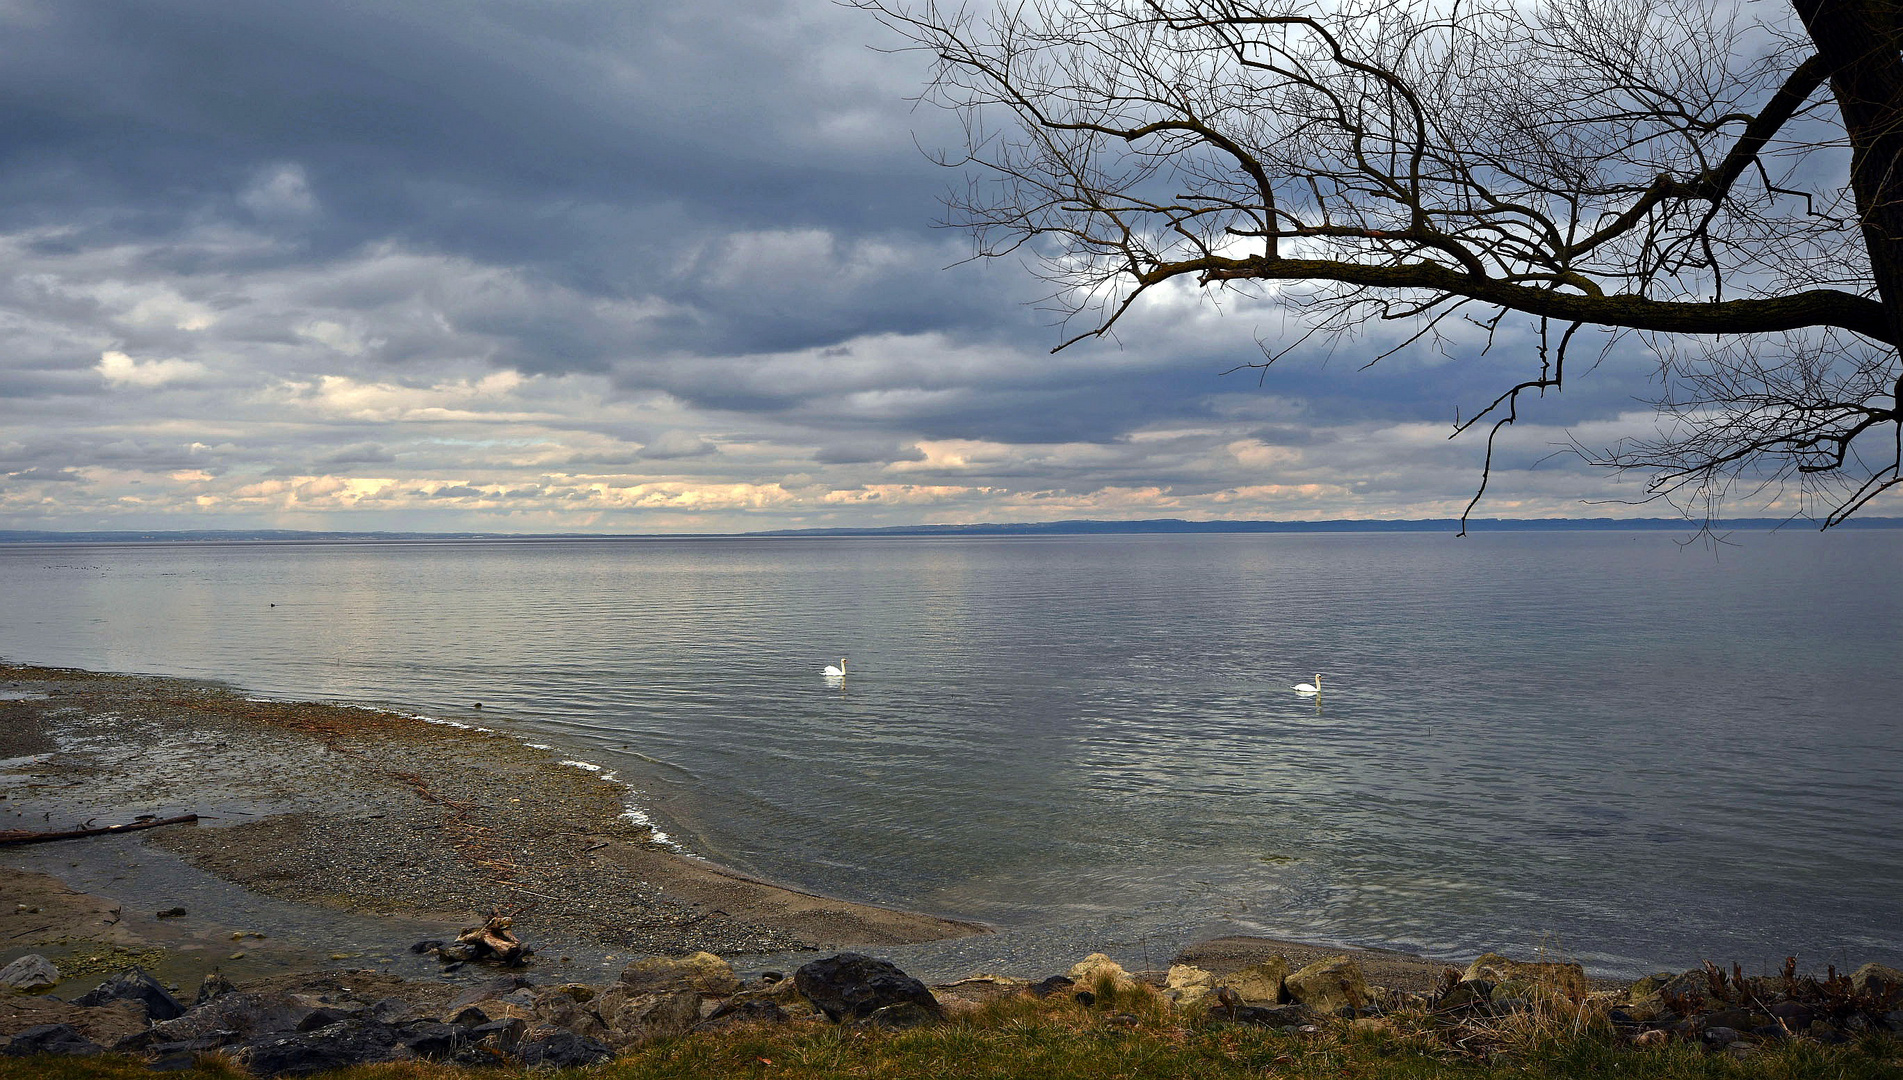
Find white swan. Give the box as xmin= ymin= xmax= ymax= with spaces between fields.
xmin=823 ymin=658 xmax=847 ymax=679
xmin=1293 ymin=673 xmax=1321 ymax=695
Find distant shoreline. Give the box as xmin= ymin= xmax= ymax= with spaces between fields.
xmin=5 ymin=515 xmax=1902 ymax=544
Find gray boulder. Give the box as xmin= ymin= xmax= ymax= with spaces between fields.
xmin=0 ymin=955 xmax=59 ymax=994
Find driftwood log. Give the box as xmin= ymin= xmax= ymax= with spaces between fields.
xmin=0 ymin=813 xmax=199 ymax=847
xmin=456 ymin=915 xmax=527 ymax=966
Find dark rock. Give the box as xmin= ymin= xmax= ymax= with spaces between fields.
xmin=698 ymin=999 xmax=790 ymax=1030
xmin=156 ymin=907 xmax=188 ymax=919
xmin=1769 ymin=1001 xmax=1816 ymax=1029
xmin=232 ymin=1020 xmax=404 ymax=1077
xmin=409 ymin=940 xmax=449 ymax=955
xmin=446 ymin=1005 xmax=491 ymax=1028
xmin=446 ymin=975 xmax=536 ymax=1011
xmin=1885 ymin=1010 xmax=1903 ymax=1031
xmin=1211 ymin=1003 xmax=1310 ymax=1026
xmin=367 ymin=997 xmax=415 ymax=1023
xmin=1703 ymin=1008 xmax=1758 ymax=1031
xmin=72 ymin=966 xmax=188 ymax=1021
xmin=297 ymin=1007 xmax=361 ymax=1031
xmin=4 ymin=1023 xmax=105 ymax=1057
xmin=148 ymin=991 xmax=324 ymax=1042
xmin=1073 ymin=990 xmax=1097 ymax=1006
xmin=147 ymin=1038 xmax=227 ymax=1073
xmin=397 ymin=1020 xmax=470 ymax=1059
xmin=514 ymin=1028 xmax=614 ymax=1068
xmin=1029 ymin=975 xmax=1074 ymax=998
xmin=471 ymin=1017 xmax=527 ymax=1052
xmin=793 ymin=953 xmax=940 ymax=1023
xmin=1701 ymin=1026 xmax=1741 ymax=1048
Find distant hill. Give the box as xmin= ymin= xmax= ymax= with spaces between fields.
xmin=3 ymin=517 xmax=1899 ymax=543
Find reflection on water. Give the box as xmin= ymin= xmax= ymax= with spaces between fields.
xmin=1 ymin=531 xmax=1899 ymax=975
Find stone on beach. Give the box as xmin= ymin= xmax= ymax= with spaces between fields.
xmin=1283 ymin=956 xmax=1370 ymax=1014
xmin=1461 ymin=951 xmax=1588 ymax=1003
xmin=0 ymin=955 xmax=58 ymax=993
xmin=1067 ymin=953 xmax=1142 ymax=996
xmin=620 ymin=950 xmax=741 ymax=996
xmin=794 ymin=953 xmax=940 ymax=1023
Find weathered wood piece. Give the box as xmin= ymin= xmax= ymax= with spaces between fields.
xmin=0 ymin=813 xmax=199 ymax=846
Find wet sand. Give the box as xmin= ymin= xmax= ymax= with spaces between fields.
xmin=0 ymin=663 xmax=985 ymax=995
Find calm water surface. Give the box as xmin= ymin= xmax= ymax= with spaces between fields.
xmin=2 ymin=532 xmax=1898 ymax=976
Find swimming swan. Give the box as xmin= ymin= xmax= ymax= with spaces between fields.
xmin=823 ymin=658 xmax=847 ymax=679
xmin=1293 ymin=674 xmax=1321 ymax=695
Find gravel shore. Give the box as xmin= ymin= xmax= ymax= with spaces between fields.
xmin=0 ymin=663 xmax=985 ymax=989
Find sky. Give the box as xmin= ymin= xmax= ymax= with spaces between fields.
xmin=0 ymin=0 xmax=1824 ymax=534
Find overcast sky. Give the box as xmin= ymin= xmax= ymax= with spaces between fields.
xmin=0 ymin=0 xmax=1762 ymax=533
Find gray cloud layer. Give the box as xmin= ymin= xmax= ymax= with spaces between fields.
xmin=0 ymin=0 xmax=1708 ymax=531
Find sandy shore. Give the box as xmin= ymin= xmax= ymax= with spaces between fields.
xmin=0 ymin=662 xmax=987 ymax=993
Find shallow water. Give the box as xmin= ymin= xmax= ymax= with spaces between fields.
xmin=1 ymin=531 xmax=1898 ymax=977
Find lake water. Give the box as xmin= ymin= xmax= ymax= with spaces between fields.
xmin=2 ymin=531 xmax=1898 ymax=978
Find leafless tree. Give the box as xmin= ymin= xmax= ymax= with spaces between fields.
xmin=859 ymin=0 xmax=1903 ymax=529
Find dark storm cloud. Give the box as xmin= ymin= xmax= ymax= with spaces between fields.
xmin=0 ymin=0 xmax=1695 ymax=530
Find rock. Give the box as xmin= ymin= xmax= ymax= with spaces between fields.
xmin=698 ymin=999 xmax=790 ymax=1031
xmin=1850 ymin=963 xmax=1903 ymax=1000
xmin=1436 ymin=979 xmax=1492 ymax=1012
xmin=156 ymin=907 xmax=187 ymax=919
xmin=445 ymin=975 xmax=535 ymax=1011
xmin=148 ymin=992 xmax=326 ymax=1043
xmin=1224 ymin=958 xmax=1290 ymax=1005
xmin=1067 ymin=953 xmax=1140 ymax=995
xmin=231 ymin=1020 xmax=405 ymax=1077
xmin=515 ymin=1026 xmax=614 ymax=1068
xmin=395 ymin=1020 xmax=469 ymax=1059
xmin=445 ymin=1005 xmax=491 ymax=1028
xmin=3 ymin=1023 xmax=104 ymax=1057
xmin=1631 ymin=969 xmax=1717 ymax=1016
xmin=1028 ymin=976 xmax=1074 ymax=998
xmin=471 ymin=1017 xmax=527 ymax=1053
xmin=1283 ymin=956 xmax=1369 ymax=1015
xmin=1701 ymin=1025 xmax=1741 ymax=1048
xmin=0 ymin=954 xmax=59 ymax=993
xmin=1164 ymin=965 xmax=1216 ymax=1009
xmin=194 ymin=972 xmax=238 ymax=1005
xmin=1211 ymin=1003 xmax=1310 ymax=1026
xmin=794 ymin=953 xmax=940 ymax=1024
xmin=1768 ymin=1001 xmax=1816 ymax=1030
xmin=71 ymin=966 xmax=188 ymax=1021
xmin=1632 ymin=1028 xmax=1671 ymax=1047
xmin=1462 ymin=952 xmax=1588 ymax=1001
xmin=590 ymin=986 xmax=702 ymax=1044
xmin=621 ymin=952 xmax=740 ymax=996
xmin=860 ymin=1001 xmax=941 ymax=1030
xmin=1703 ymin=1008 xmax=1761 ymax=1032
